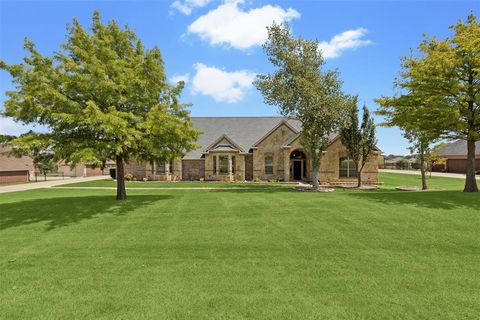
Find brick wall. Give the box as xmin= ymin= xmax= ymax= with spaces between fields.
xmin=182 ymin=159 xmax=205 ymax=181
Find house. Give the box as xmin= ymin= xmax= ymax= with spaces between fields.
xmin=125 ymin=117 xmax=381 ymax=184
xmin=57 ymin=160 xmax=115 ymax=177
xmin=437 ymin=140 xmax=480 ymax=173
xmin=0 ymin=144 xmax=36 ymax=183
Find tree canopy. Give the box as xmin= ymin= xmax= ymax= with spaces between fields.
xmin=376 ymin=14 xmax=480 ymax=192
xmin=254 ymin=23 xmax=350 ymax=189
xmin=0 ymin=11 xmax=199 ymax=199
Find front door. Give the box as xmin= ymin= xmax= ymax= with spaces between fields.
xmin=293 ymin=160 xmax=302 ymax=180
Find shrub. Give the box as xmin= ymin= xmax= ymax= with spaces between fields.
xmin=125 ymin=173 xmax=134 ymax=181
xmin=253 ymin=176 xmax=260 ymax=182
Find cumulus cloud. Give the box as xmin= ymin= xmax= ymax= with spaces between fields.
xmin=170 ymin=0 xmax=211 ymax=15
xmin=188 ymin=0 xmax=300 ymax=49
xmin=191 ymin=63 xmax=256 ymax=103
xmin=170 ymin=73 xmax=190 ymax=84
xmin=318 ymin=28 xmax=372 ymax=59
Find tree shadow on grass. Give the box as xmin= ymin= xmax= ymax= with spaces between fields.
xmin=0 ymin=195 xmax=173 ymax=231
xmin=348 ymin=190 xmax=480 ymax=210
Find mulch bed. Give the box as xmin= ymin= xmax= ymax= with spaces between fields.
xmin=395 ymin=186 xmax=420 ymax=191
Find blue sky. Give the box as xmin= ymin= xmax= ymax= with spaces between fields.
xmin=0 ymin=0 xmax=478 ymax=155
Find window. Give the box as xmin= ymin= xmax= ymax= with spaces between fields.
xmin=213 ymin=156 xmax=217 ymax=174
xmin=231 ymin=156 xmax=236 ymax=174
xmin=339 ymin=157 xmax=357 ymax=177
xmin=219 ymin=156 xmax=229 ymax=174
xmin=169 ymin=160 xmax=174 ymax=173
xmin=155 ymin=161 xmax=165 ymax=174
xmin=265 ymin=155 xmax=273 ymax=174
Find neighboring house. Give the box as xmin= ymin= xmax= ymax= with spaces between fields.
xmin=437 ymin=140 xmax=480 ymax=173
xmin=0 ymin=144 xmax=35 ymax=183
xmin=57 ymin=160 xmax=115 ymax=177
xmin=125 ymin=117 xmax=381 ymax=184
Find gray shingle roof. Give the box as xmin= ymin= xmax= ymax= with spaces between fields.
xmin=184 ymin=117 xmax=302 ymax=159
xmin=438 ymin=140 xmax=480 ymax=156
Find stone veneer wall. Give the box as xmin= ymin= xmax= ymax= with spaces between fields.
xmin=253 ymin=123 xmax=297 ymax=180
xmin=204 ymin=153 xmax=245 ymax=181
xmin=318 ymin=138 xmax=379 ymax=184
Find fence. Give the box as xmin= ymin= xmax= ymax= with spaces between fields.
xmin=31 ymin=172 xmax=65 ymax=182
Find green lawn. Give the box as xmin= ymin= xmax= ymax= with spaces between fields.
xmin=57 ymin=179 xmax=291 ymax=188
xmin=1 ymin=173 xmax=479 ymax=319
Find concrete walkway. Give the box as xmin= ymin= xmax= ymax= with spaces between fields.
xmin=380 ymin=169 xmax=478 ymax=180
xmin=0 ymin=175 xmax=109 ymax=194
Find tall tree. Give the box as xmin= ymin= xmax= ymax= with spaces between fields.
xmin=254 ymin=23 xmax=349 ymax=189
xmin=0 ymin=12 xmax=199 ymax=199
xmin=340 ymin=97 xmax=377 ymax=187
xmin=376 ymin=14 xmax=480 ymax=192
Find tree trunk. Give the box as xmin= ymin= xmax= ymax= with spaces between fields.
xmin=357 ymin=171 xmax=362 ymax=188
xmin=311 ymin=153 xmax=320 ymax=189
xmin=116 ymin=155 xmax=127 ymax=200
xmin=420 ymin=146 xmax=427 ymax=190
xmin=463 ymin=139 xmax=478 ymax=192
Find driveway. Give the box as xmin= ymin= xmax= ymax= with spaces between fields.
xmin=0 ymin=175 xmax=109 ymax=194
xmin=380 ymin=169 xmax=479 ymax=180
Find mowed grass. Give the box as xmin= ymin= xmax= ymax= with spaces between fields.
xmin=57 ymin=179 xmax=291 ymax=188
xmin=1 ymin=173 xmax=479 ymax=319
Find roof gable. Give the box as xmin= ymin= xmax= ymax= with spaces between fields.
xmin=252 ymin=120 xmax=299 ymax=147
xmin=204 ymin=134 xmax=244 ymax=153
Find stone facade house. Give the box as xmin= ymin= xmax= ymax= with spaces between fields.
xmin=125 ymin=117 xmax=381 ymax=184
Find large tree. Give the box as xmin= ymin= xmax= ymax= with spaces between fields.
xmin=340 ymin=97 xmax=377 ymax=187
xmin=376 ymin=14 xmax=480 ymax=192
xmin=0 ymin=12 xmax=199 ymax=199
xmin=254 ymin=23 xmax=349 ymax=189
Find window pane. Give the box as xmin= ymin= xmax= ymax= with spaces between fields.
xmin=265 ymin=155 xmax=273 ymax=174
xmin=156 ymin=161 xmax=165 ymax=174
xmin=169 ymin=160 xmax=174 ymax=173
xmin=232 ymin=156 xmax=236 ymax=174
xmin=339 ymin=157 xmax=357 ymax=177
xmin=213 ymin=156 xmax=216 ymax=174
xmin=219 ymin=156 xmax=228 ymax=174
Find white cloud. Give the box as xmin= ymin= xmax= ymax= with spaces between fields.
xmin=170 ymin=73 xmax=190 ymax=84
xmin=170 ymin=0 xmax=211 ymax=15
xmin=318 ymin=28 xmax=372 ymax=59
xmin=0 ymin=116 xmax=28 ymax=136
xmin=191 ymin=63 xmax=256 ymax=103
xmin=188 ymin=0 xmax=300 ymax=49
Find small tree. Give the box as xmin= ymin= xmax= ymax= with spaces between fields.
xmin=340 ymin=97 xmax=377 ymax=187
xmin=425 ymin=143 xmax=447 ymax=177
xmin=404 ymin=130 xmax=432 ymax=190
xmin=0 ymin=12 xmax=199 ymax=200
xmin=254 ymin=23 xmax=349 ymax=189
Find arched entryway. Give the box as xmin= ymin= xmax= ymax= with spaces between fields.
xmin=290 ymin=150 xmax=307 ymax=181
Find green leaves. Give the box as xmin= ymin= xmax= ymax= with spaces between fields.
xmin=1 ymin=10 xmax=198 ymax=170
xmin=255 ymin=23 xmax=350 ymax=184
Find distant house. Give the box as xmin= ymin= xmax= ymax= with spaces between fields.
xmin=0 ymin=144 xmax=35 ymax=183
xmin=438 ymin=140 xmax=480 ymax=173
xmin=57 ymin=160 xmax=115 ymax=177
xmin=125 ymin=117 xmax=382 ymax=184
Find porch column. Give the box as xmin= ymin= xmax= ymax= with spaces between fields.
xmin=283 ymin=148 xmax=290 ymax=182
xmin=228 ymin=155 xmax=233 ymax=181
xmin=165 ymin=161 xmax=171 ymax=181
